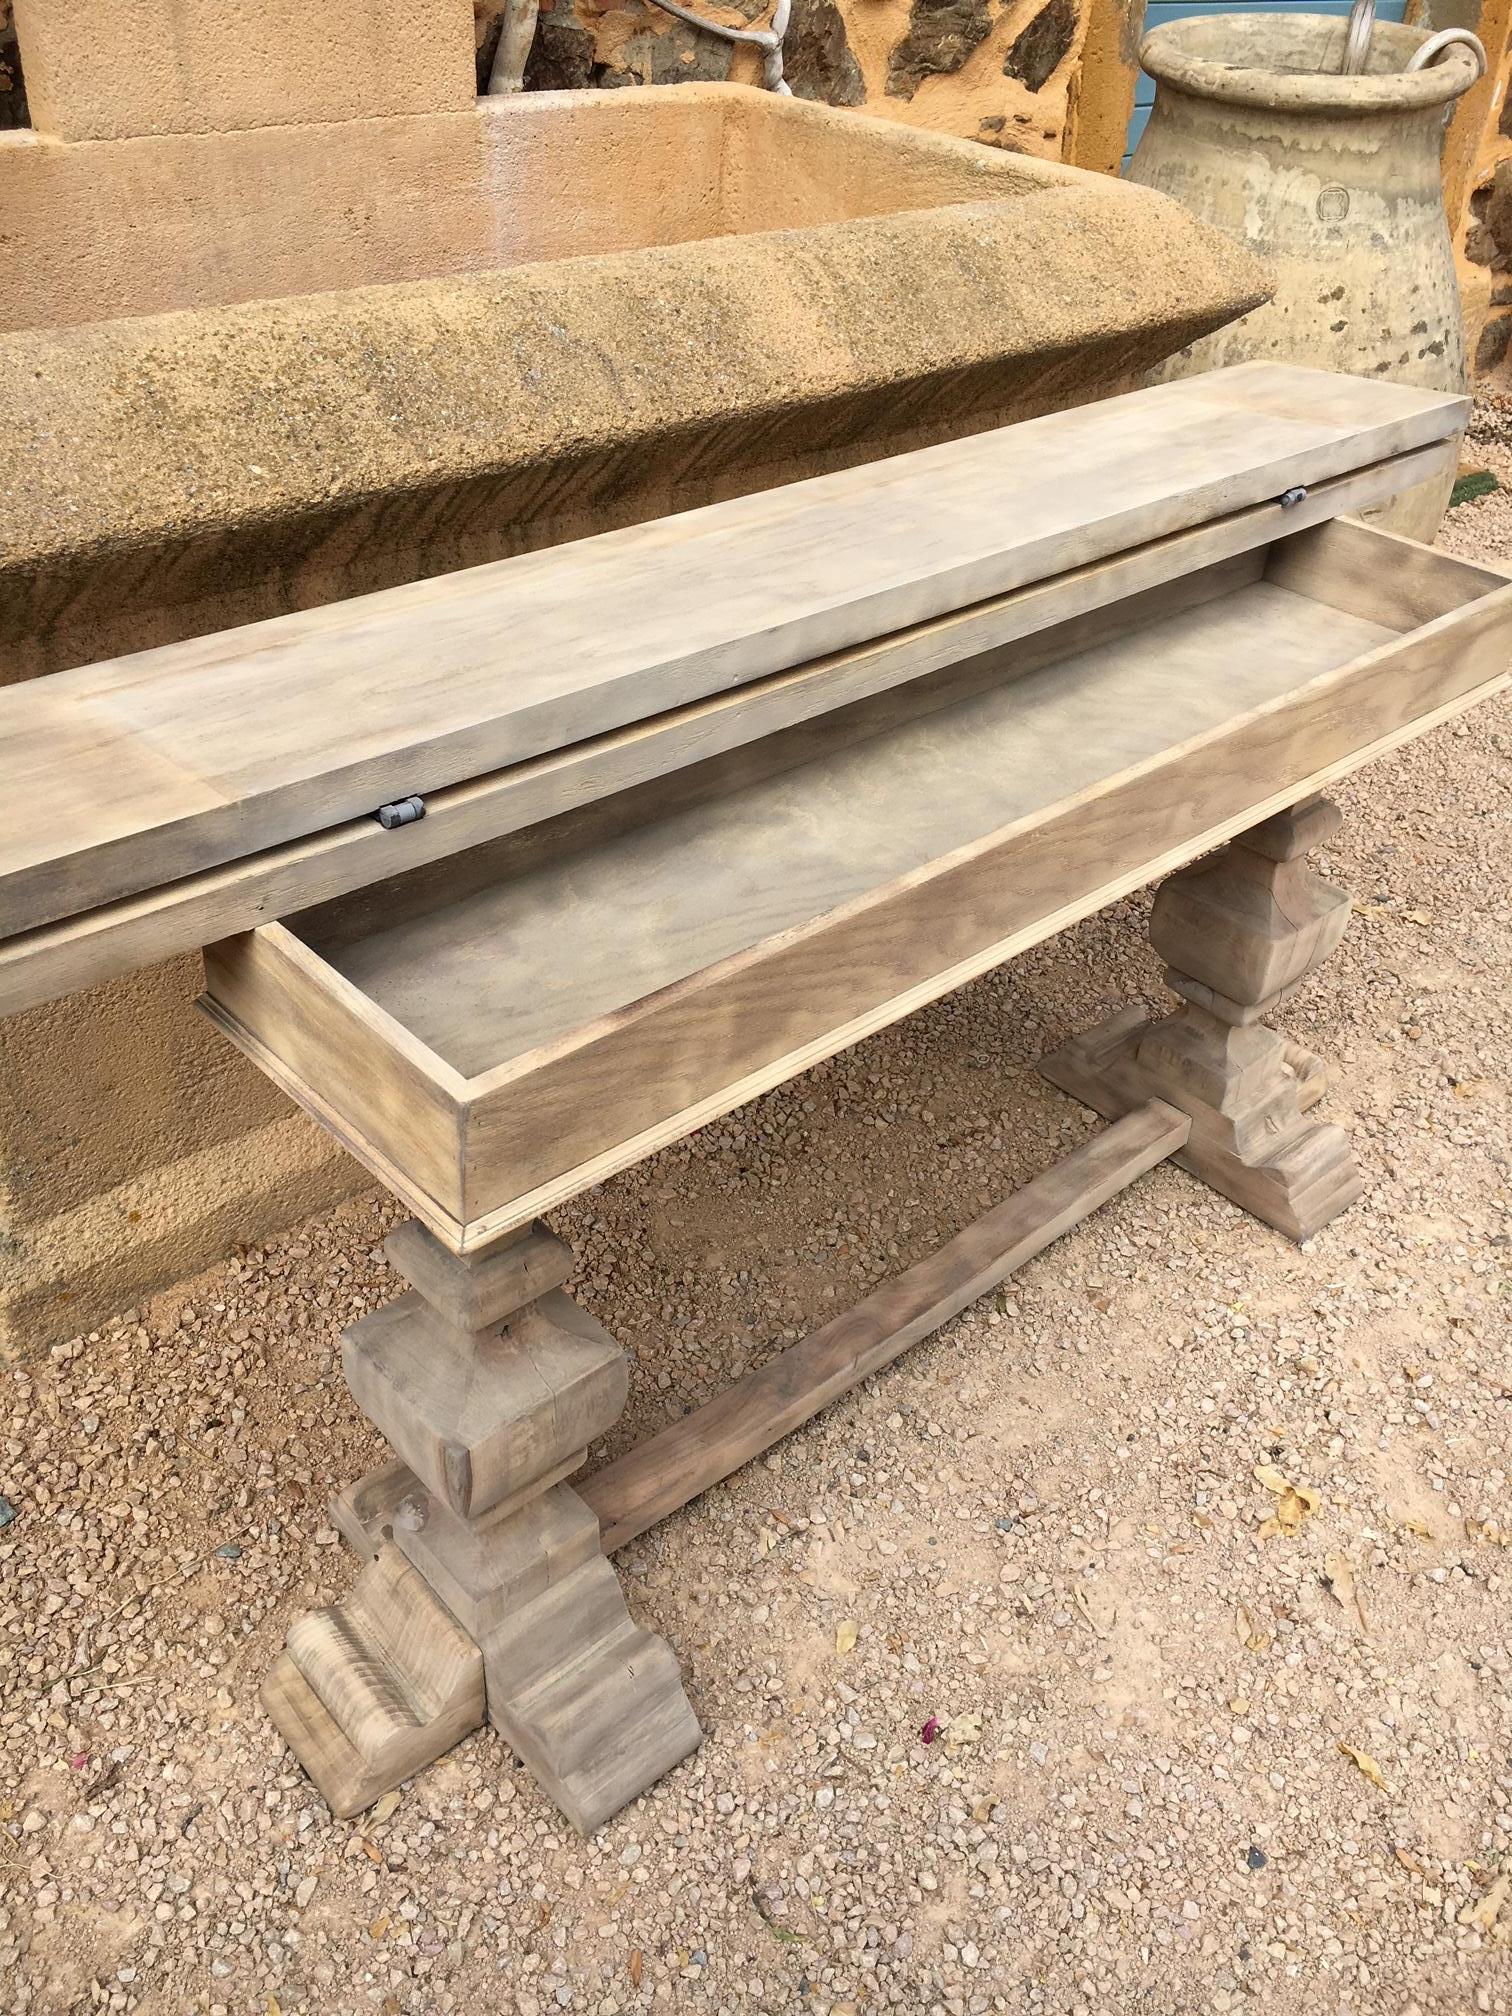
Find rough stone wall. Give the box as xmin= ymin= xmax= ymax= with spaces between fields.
xmin=475 ymin=0 xmax=1087 ymax=157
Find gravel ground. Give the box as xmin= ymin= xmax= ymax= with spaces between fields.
xmin=3 ymin=409 xmax=1511 ymax=2016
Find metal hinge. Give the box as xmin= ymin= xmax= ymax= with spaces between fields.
xmin=375 ymin=794 xmax=426 ymax=830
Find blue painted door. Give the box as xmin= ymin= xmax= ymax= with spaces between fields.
xmin=1122 ymin=0 xmax=1409 ymax=168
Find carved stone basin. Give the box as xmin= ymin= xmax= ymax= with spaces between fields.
xmin=0 ymin=78 xmax=1267 ymax=1353
xmin=1 ymin=86 xmax=1267 ymax=677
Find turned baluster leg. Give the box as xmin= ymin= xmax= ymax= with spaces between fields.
xmin=1040 ymin=795 xmax=1363 ymax=1242
xmin=264 ymin=1218 xmax=701 ymax=1830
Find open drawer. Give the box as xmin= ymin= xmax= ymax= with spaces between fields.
xmin=201 ymin=518 xmax=1512 ymax=1251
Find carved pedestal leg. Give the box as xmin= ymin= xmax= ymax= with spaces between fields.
xmin=1040 ymin=796 xmax=1363 ymax=1242
xmin=269 ymin=1216 xmax=701 ymax=1831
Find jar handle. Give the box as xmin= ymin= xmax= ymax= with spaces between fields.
xmin=1406 ymin=27 xmax=1487 ymax=82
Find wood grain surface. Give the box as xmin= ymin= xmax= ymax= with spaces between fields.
xmin=0 ymin=367 xmax=1466 ymax=939
xmin=0 ymin=441 xmax=1458 ymax=1020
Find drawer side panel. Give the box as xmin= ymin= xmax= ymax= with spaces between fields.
xmin=200 ymin=927 xmax=467 ymax=1227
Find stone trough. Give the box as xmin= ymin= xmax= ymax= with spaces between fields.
xmin=0 ymin=2 xmax=1268 ymax=1353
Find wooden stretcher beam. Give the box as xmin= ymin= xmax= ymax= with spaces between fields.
xmin=578 ymin=1101 xmax=1189 ymax=1553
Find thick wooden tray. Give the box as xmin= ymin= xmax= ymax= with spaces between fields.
xmin=201 ymin=519 xmax=1512 ymax=1251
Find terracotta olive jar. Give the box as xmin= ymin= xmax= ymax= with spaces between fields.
xmin=1128 ymin=14 xmax=1481 ymax=537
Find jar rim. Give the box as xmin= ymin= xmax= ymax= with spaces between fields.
xmin=1139 ymin=14 xmax=1478 ymax=114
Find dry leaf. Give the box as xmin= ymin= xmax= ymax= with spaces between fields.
xmin=1254 ymin=1467 xmax=1321 ymax=1538
xmin=369 ymin=1790 xmax=401 ymax=1826
xmin=946 ymin=1711 xmax=983 ymax=1748
xmin=1323 ymin=1551 xmax=1371 ymax=1635
xmin=1277 ymin=1484 xmax=1320 ymax=1532
xmin=1338 ymin=1741 xmax=1388 ymax=1791
xmin=368 ymin=1913 xmax=391 ymax=1942
xmin=1404 ymin=909 xmax=1433 ymax=926
xmin=1393 ymin=1844 xmax=1425 ymax=1877
xmin=835 ymin=1619 xmax=858 ymax=1658
xmin=360 ymin=1839 xmax=383 ymax=1865
xmin=758 ymin=1526 xmax=778 ymax=1555
xmin=629 ymin=1950 xmax=644 ymax=1988
xmin=1458 ymin=1872 xmax=1510 ymax=1931
xmin=1400 ymin=1515 xmax=1435 ymax=1541
xmin=267 ymin=2000 xmax=283 ymax=2016
xmin=1453 ymin=1078 xmax=1489 ymax=1101
xmin=1235 ymin=1603 xmax=1272 ymax=1653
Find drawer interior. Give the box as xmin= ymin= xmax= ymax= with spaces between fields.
xmin=283 ymin=517 xmax=1495 ymax=1085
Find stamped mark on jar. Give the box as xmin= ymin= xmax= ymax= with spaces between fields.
xmin=1316 ymin=183 xmax=1351 ymax=224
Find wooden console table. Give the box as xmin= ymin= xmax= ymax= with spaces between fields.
xmin=2 ymin=365 xmax=1507 ymax=1830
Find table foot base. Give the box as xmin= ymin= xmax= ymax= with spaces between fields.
xmin=261 ymin=1542 xmax=484 ymax=1819
xmin=1041 ymin=1007 xmax=1362 ymax=1243
xmin=485 ymin=1551 xmax=702 ymax=1835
